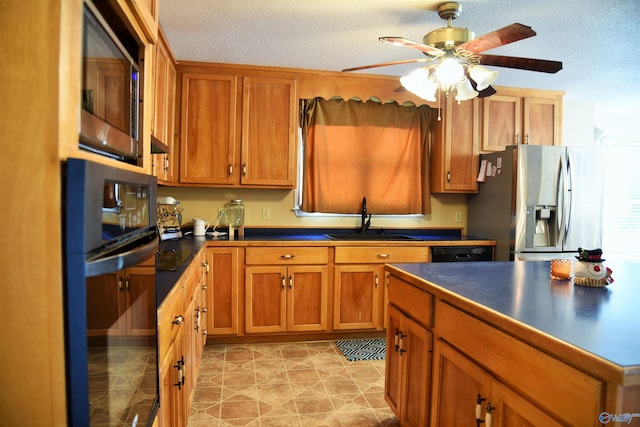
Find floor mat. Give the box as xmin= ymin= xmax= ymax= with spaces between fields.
xmin=336 ymin=338 xmax=386 ymax=361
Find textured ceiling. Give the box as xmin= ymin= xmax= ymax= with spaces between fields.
xmin=159 ymin=0 xmax=640 ymax=112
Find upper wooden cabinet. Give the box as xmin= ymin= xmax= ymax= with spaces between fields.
xmin=125 ymin=0 xmax=159 ymax=43
xmin=177 ymin=64 xmax=298 ymax=188
xmin=151 ymin=29 xmax=177 ymax=184
xmin=481 ymin=87 xmax=563 ymax=152
xmin=430 ymin=97 xmax=480 ymax=193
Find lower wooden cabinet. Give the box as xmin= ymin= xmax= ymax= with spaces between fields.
xmin=333 ymin=264 xmax=384 ymax=330
xmin=245 ymin=265 xmax=328 ymax=333
xmin=385 ymin=305 xmax=432 ymax=427
xmin=244 ymin=247 xmax=329 ymax=334
xmin=431 ymin=340 xmax=563 ymax=427
xmin=206 ymin=247 xmax=239 ymax=336
xmin=333 ymin=246 xmax=429 ymax=331
xmin=157 ymin=247 xmax=207 ymax=427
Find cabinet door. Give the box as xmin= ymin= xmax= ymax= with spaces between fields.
xmin=180 ymin=73 xmax=238 ymax=184
xmin=482 ymin=94 xmax=521 ymax=152
xmin=401 ymin=314 xmax=432 ymax=427
xmin=385 ymin=305 xmax=432 ymax=427
xmin=491 ymin=383 xmax=564 ymax=427
xmin=152 ymin=32 xmax=176 ymax=183
xmin=86 ymin=272 xmax=126 ymax=336
xmin=240 ymin=76 xmax=297 ymax=187
xmin=287 ymin=266 xmax=328 ymax=332
xmin=125 ymin=267 xmax=156 ymax=336
xmin=385 ymin=305 xmax=404 ymax=416
xmin=523 ymin=97 xmax=561 ymax=146
xmin=430 ymin=340 xmax=492 ymax=427
xmin=333 ymin=265 xmax=383 ymax=330
xmin=431 ymin=98 xmax=479 ymax=193
xmin=207 ymin=248 xmax=239 ymax=335
xmin=245 ymin=266 xmax=287 ymax=333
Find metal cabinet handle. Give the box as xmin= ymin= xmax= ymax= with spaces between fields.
xmin=377 ymin=253 xmax=391 ymax=259
xmin=288 ymin=275 xmax=293 ymax=289
xmin=280 ymin=254 xmax=295 ymax=260
xmin=447 ymin=170 xmax=451 ymax=183
xmin=374 ymin=274 xmax=379 ymax=288
xmin=173 ymin=315 xmax=183 ymax=325
xmin=242 ymin=163 xmax=247 ymax=175
xmin=281 ymin=275 xmax=286 ymax=289
xmin=118 ymin=277 xmax=124 ymax=291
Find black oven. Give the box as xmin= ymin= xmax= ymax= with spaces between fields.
xmin=63 ymin=158 xmax=159 ymax=426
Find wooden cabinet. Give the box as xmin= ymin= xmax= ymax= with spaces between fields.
xmin=157 ymin=247 xmax=207 ymax=427
xmin=333 ymin=264 xmax=384 ymax=330
xmin=431 ymin=97 xmax=480 ymax=193
xmin=333 ymin=246 xmax=429 ymax=330
xmin=244 ymin=247 xmax=328 ymax=334
xmin=482 ymin=87 xmax=563 ymax=152
xmin=431 ymin=340 xmax=563 ymax=427
xmin=151 ymin=29 xmax=177 ymax=184
xmin=206 ymin=247 xmax=240 ymax=336
xmin=432 ymin=300 xmax=603 ymax=426
xmin=127 ymin=0 xmax=159 ymax=43
xmin=86 ymin=255 xmax=155 ymax=337
xmin=385 ymin=305 xmax=432 ymax=427
xmin=178 ymin=68 xmax=297 ymax=188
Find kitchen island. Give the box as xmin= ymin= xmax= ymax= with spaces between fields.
xmin=385 ymin=260 xmax=640 ymax=427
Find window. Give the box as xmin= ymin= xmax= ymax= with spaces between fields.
xmin=602 ymin=136 xmax=640 ymax=259
xmin=296 ymin=97 xmax=432 ymax=216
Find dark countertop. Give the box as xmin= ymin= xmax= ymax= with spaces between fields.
xmin=388 ymin=260 xmax=640 ymax=368
xmin=156 ymin=236 xmax=206 ymax=305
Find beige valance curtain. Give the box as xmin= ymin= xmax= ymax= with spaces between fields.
xmin=301 ymin=98 xmax=431 ymax=215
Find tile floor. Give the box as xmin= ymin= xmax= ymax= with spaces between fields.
xmin=188 ymin=341 xmax=401 ymax=427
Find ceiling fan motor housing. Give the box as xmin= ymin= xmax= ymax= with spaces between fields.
xmin=423 ymin=27 xmax=475 ymax=49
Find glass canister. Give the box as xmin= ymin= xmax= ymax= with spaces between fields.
xmin=223 ymin=200 xmax=245 ymax=239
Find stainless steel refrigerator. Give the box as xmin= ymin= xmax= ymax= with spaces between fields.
xmin=467 ymin=145 xmax=605 ymax=261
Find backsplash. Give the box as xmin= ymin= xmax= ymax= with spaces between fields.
xmin=157 ymin=186 xmax=468 ymax=230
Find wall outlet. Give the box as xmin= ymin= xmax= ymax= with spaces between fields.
xmin=455 ymin=212 xmax=463 ymax=223
xmin=262 ymin=207 xmax=271 ymax=221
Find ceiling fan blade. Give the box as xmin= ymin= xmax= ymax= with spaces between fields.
xmin=459 ymin=23 xmax=536 ymax=54
xmin=342 ymin=57 xmax=434 ymax=72
xmin=379 ymin=36 xmax=444 ymax=57
xmin=477 ymin=86 xmax=497 ymax=98
xmin=479 ymin=54 xmax=563 ymax=73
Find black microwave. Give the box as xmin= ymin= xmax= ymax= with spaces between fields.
xmin=80 ymin=0 xmax=142 ymax=165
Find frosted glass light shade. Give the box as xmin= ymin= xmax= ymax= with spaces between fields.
xmin=455 ymin=78 xmax=479 ymax=101
xmin=435 ymin=57 xmax=464 ymax=86
xmin=400 ymin=68 xmax=437 ymax=101
xmin=469 ymin=64 xmax=499 ymax=91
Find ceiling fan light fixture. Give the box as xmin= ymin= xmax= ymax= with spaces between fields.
xmin=469 ymin=64 xmax=499 ymax=91
xmin=435 ymin=56 xmax=464 ymax=87
xmin=455 ymin=78 xmax=479 ymax=101
xmin=400 ymin=68 xmax=437 ymax=101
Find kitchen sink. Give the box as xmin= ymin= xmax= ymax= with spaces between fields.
xmin=325 ymin=233 xmax=419 ymax=241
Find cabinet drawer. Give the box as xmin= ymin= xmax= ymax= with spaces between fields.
xmin=436 ymin=302 xmax=603 ymax=426
xmin=335 ymin=246 xmax=429 ymax=264
xmin=388 ymin=275 xmax=434 ymax=328
xmin=157 ymin=284 xmax=184 ymax=358
xmin=245 ymin=247 xmax=329 ymax=265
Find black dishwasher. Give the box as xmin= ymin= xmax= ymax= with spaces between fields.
xmin=431 ymin=246 xmax=493 ymax=262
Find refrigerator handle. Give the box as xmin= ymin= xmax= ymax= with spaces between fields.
xmin=561 ymin=150 xmax=573 ymax=245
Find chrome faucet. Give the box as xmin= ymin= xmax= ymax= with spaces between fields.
xmin=360 ymin=197 xmax=371 ymax=233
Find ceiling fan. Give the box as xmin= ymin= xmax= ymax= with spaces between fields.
xmin=342 ymin=2 xmax=563 ymax=101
